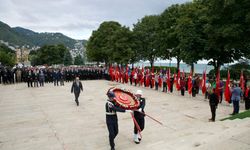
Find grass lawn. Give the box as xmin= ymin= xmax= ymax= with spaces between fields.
xmin=221 ymin=110 xmax=250 ymax=121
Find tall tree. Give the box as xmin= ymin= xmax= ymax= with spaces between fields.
xmin=159 ymin=4 xmax=182 ymax=71
xmin=133 ymin=15 xmax=161 ymax=68
xmin=63 ymin=49 xmax=73 ymax=66
xmin=176 ymin=2 xmax=206 ymax=72
xmin=111 ymin=26 xmax=135 ymax=65
xmin=200 ymin=0 xmax=248 ymax=72
xmin=30 ymin=44 xmax=68 ymax=65
xmin=86 ymin=21 xmax=122 ymax=65
xmin=0 ymin=44 xmax=15 ymax=66
xmin=74 ymin=54 xmax=84 ymax=65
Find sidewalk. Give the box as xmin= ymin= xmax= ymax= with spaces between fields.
xmin=0 ymin=80 xmax=249 ymax=150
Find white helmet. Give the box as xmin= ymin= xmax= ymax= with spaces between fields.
xmin=136 ymin=90 xmax=143 ymax=96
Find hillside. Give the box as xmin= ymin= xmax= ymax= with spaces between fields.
xmin=0 ymin=21 xmax=87 ymax=49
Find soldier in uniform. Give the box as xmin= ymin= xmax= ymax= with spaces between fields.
xmin=133 ymin=90 xmax=146 ymax=144
xmin=105 ymin=91 xmax=127 ymax=150
xmin=209 ymin=88 xmax=219 ymax=122
xmin=71 ymin=77 xmax=83 ymax=106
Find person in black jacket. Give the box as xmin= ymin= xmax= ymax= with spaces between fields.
xmin=133 ymin=90 xmax=146 ymax=144
xmin=71 ymin=77 xmax=83 ymax=106
xmin=105 ymin=91 xmax=126 ymax=150
xmin=209 ymin=88 xmax=219 ymax=122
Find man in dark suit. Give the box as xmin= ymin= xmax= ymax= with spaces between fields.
xmin=209 ymin=88 xmax=219 ymax=122
xmin=71 ymin=77 xmax=83 ymax=106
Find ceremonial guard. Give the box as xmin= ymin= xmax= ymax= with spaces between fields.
xmin=133 ymin=90 xmax=146 ymax=144
xmin=209 ymin=88 xmax=219 ymax=122
xmin=105 ymin=91 xmax=126 ymax=150
xmin=71 ymin=77 xmax=83 ymax=106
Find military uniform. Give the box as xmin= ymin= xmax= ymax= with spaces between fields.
xmin=106 ymin=93 xmax=125 ymax=150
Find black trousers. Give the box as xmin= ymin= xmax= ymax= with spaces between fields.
xmin=219 ymin=91 xmax=223 ymax=103
xmin=134 ymin=117 xmax=145 ymax=134
xmin=181 ymin=88 xmax=185 ymax=96
xmin=27 ymin=80 xmax=33 ymax=87
xmin=245 ymin=98 xmax=250 ymax=110
xmin=210 ymin=105 xmax=216 ymax=121
xmin=233 ymin=100 xmax=239 ymax=114
xmin=163 ymin=82 xmax=167 ymax=92
xmin=74 ymin=92 xmax=80 ymax=106
xmin=155 ymin=82 xmax=158 ymax=90
xmin=107 ymin=122 xmax=118 ymax=149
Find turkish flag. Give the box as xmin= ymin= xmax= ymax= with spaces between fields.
xmin=141 ymin=65 xmax=144 ymax=86
xmin=188 ymin=69 xmax=192 ymax=95
xmin=125 ymin=65 xmax=129 ymax=83
xmin=176 ymin=69 xmax=180 ymax=91
xmin=201 ymin=70 xmax=206 ymax=95
xmin=215 ymin=68 xmax=220 ymax=97
xmin=240 ymin=70 xmax=245 ymax=92
xmin=167 ymin=68 xmax=171 ymax=91
xmin=224 ymin=70 xmax=231 ymax=103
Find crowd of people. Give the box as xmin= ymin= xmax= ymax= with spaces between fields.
xmin=108 ymin=66 xmax=250 ymax=116
xmin=0 ymin=65 xmax=109 ymax=87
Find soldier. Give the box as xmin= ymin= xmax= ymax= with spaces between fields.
xmin=71 ymin=77 xmax=83 ymax=106
xmin=133 ymin=90 xmax=146 ymax=144
xmin=209 ymin=88 xmax=219 ymax=122
xmin=105 ymin=91 xmax=126 ymax=150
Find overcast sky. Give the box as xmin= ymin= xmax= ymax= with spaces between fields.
xmin=0 ymin=0 xmax=189 ymax=40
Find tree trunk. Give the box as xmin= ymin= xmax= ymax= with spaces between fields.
xmin=177 ymin=56 xmax=180 ymax=73
xmin=150 ymin=61 xmax=154 ymax=68
xmin=191 ymin=63 xmax=194 ymax=76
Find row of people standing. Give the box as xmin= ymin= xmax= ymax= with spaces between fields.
xmin=0 ymin=66 xmax=109 ymax=87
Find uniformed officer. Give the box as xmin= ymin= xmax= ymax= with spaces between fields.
xmin=133 ymin=90 xmax=146 ymax=144
xmin=106 ymin=91 xmax=126 ymax=150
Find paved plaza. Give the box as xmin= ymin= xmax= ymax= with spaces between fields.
xmin=0 ymin=80 xmax=249 ymax=150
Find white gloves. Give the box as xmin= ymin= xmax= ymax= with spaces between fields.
xmin=107 ymin=101 xmax=114 ymax=108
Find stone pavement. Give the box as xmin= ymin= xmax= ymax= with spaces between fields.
xmin=0 ymin=80 xmax=249 ymax=150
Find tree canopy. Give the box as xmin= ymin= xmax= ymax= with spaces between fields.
xmin=86 ymin=0 xmax=250 ymax=72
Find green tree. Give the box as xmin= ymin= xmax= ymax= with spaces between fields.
xmin=86 ymin=21 xmax=122 ymax=65
xmin=176 ymin=2 xmax=206 ymax=72
xmin=63 ymin=50 xmax=73 ymax=66
xmin=159 ymin=4 xmax=181 ymax=70
xmin=200 ymin=0 xmax=248 ymax=72
xmin=133 ymin=15 xmax=161 ymax=67
xmin=74 ymin=54 xmax=84 ymax=65
xmin=0 ymin=44 xmax=15 ymax=66
xmin=111 ymin=26 xmax=135 ymax=65
xmin=30 ymin=44 xmax=68 ymax=65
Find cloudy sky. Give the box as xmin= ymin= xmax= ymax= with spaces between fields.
xmin=0 ymin=0 xmax=189 ymax=40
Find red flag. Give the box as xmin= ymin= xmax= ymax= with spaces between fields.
xmin=141 ymin=65 xmax=144 ymax=86
xmin=215 ymin=68 xmax=220 ymax=97
xmin=224 ymin=70 xmax=231 ymax=103
xmin=146 ymin=69 xmax=150 ymax=87
xmin=201 ymin=70 xmax=206 ymax=94
xmin=167 ymin=68 xmax=171 ymax=91
xmin=176 ymin=69 xmax=180 ymax=91
xmin=125 ymin=65 xmax=129 ymax=83
xmin=188 ymin=69 xmax=192 ymax=95
xmin=182 ymin=69 xmax=185 ymax=78
xmin=109 ymin=65 xmax=113 ymax=81
xmin=240 ymin=70 xmax=245 ymax=92
xmin=151 ymin=71 xmax=155 ymax=88
xmin=151 ymin=66 xmax=154 ymax=74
